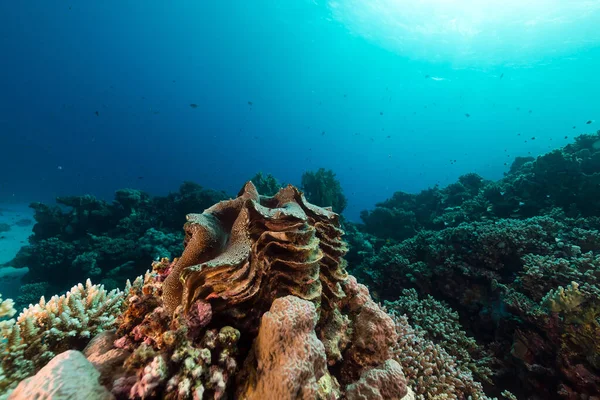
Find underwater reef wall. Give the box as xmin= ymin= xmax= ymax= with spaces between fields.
xmin=0 ymin=183 xmax=506 ymax=400
xmin=3 ymin=182 xmax=228 ymax=309
xmin=349 ymin=131 xmax=600 ymax=399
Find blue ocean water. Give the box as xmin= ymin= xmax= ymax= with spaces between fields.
xmin=1 ymin=0 xmax=599 ymax=220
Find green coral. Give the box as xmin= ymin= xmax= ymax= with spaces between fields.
xmin=301 ymin=168 xmax=347 ymax=213
xmin=250 ymin=172 xmax=282 ymax=196
xmin=541 ymin=281 xmax=586 ymax=312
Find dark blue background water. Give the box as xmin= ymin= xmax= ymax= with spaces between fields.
xmin=1 ymin=1 xmax=599 ymax=220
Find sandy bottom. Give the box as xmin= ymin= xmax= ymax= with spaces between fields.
xmin=0 ymin=204 xmax=33 ymax=300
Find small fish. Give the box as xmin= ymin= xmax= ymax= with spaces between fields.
xmin=519 ymin=201 xmax=525 ymax=206
xmin=465 ymin=113 xmax=470 ymax=118
xmin=94 ymin=111 xmax=99 ymax=116
xmin=500 ymin=73 xmax=504 ymax=79
xmin=529 ymin=110 xmax=532 ymax=113
xmin=380 ymin=112 xmax=383 ymax=115
xmin=500 ymin=191 xmax=505 ymax=195
xmin=248 ymin=101 xmax=253 ymax=106
xmin=321 ymin=131 xmax=325 ymax=136
xmin=486 ymin=205 xmax=493 ymax=212
xmin=137 ymin=176 xmax=144 ymax=180
xmin=573 ymin=126 xmax=576 ymax=129
xmin=57 ymin=166 xmax=63 ymax=170
xmin=425 ymin=74 xmax=430 ymax=79
xmin=586 ymin=120 xmax=593 ymax=124
xmin=531 ymin=137 xmax=536 ymax=140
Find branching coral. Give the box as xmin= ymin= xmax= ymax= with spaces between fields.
xmin=391 ymin=313 xmax=489 ymax=399
xmin=385 ymin=288 xmax=495 ymax=383
xmin=0 ymin=279 xmax=135 ymax=396
xmin=301 ymin=168 xmax=347 ymax=213
xmin=541 ymin=281 xmax=586 ymax=312
xmin=249 ymin=172 xmax=282 ymax=196
xmin=0 ymin=295 xmax=15 ymax=319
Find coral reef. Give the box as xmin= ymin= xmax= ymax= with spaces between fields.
xmin=1 ymin=183 xmax=453 ymax=400
xmin=358 ymin=130 xmax=600 ymax=241
xmin=101 ymin=183 xmax=410 ymax=399
xmin=301 ymin=168 xmax=347 ymax=213
xmin=0 ymin=279 xmax=133 ymax=396
xmin=344 ymin=131 xmax=600 ymax=398
xmin=4 ymin=183 xmax=547 ymax=399
xmin=6 ymin=182 xmax=227 ymax=307
xmin=353 ymin=214 xmax=600 ymax=398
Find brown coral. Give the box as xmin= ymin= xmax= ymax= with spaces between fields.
xmin=162 ymin=182 xmax=348 ymax=331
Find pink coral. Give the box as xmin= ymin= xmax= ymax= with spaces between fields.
xmin=184 ymin=299 xmax=212 ymax=339
xmin=9 ymin=350 xmax=114 ymax=400
xmin=237 ymin=295 xmax=327 ymax=399
xmin=346 ymin=359 xmax=408 ymax=400
xmin=339 ymin=276 xmax=398 ymax=383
